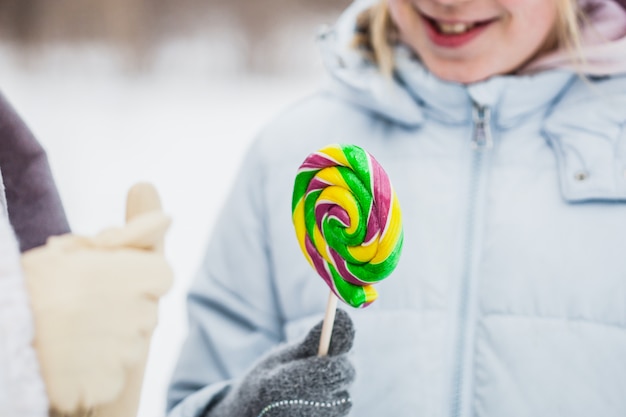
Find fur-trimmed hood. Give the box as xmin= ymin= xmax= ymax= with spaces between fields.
xmin=524 ymin=0 xmax=626 ymax=75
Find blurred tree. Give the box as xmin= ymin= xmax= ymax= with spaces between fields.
xmin=0 ymin=0 xmax=352 ymax=72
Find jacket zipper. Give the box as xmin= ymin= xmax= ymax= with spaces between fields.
xmin=451 ymin=102 xmax=493 ymax=417
xmin=471 ymin=105 xmax=493 ymax=150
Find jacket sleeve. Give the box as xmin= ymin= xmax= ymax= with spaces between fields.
xmin=0 ymin=92 xmax=70 ymax=252
xmin=167 ymin=139 xmax=285 ymax=417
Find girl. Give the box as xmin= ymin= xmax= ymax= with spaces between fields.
xmin=168 ymin=0 xmax=626 ymax=416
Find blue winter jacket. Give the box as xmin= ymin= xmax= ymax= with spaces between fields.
xmin=167 ymin=1 xmax=626 ymax=416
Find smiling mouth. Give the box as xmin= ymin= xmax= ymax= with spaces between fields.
xmin=437 ymin=21 xmax=476 ymax=34
xmin=421 ymin=13 xmax=496 ymax=36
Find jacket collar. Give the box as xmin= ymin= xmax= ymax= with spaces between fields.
xmin=393 ymin=46 xmax=576 ymax=128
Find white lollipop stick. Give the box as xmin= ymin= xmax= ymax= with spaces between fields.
xmin=317 ymin=291 xmax=339 ymax=357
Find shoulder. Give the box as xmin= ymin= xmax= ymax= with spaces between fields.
xmin=247 ymin=91 xmax=382 ymax=170
xmin=548 ymin=74 xmax=626 ymax=124
xmin=543 ymin=73 xmax=626 ymax=202
xmin=566 ymin=73 xmax=626 ymax=97
xmin=544 ymin=73 xmax=626 ymax=140
xmin=258 ymin=92 xmax=379 ymax=146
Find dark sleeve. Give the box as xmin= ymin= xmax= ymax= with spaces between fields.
xmin=0 ymin=92 xmax=70 ymax=252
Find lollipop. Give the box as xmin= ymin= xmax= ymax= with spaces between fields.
xmin=292 ymin=144 xmax=403 ymax=353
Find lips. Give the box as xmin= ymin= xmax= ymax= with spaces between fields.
xmin=419 ymin=12 xmax=497 ymax=48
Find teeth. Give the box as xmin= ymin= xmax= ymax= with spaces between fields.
xmin=437 ymin=22 xmax=475 ymax=34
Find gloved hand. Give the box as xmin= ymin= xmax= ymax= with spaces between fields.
xmin=207 ymin=309 xmax=356 ymax=417
xmin=22 ymin=183 xmax=173 ymax=416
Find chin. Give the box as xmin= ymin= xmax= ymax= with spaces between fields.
xmin=428 ymin=65 xmax=494 ymax=85
xmin=422 ymin=55 xmax=524 ymax=85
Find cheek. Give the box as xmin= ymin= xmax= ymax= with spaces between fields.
xmin=502 ymin=0 xmax=558 ymax=35
xmin=499 ymin=1 xmax=559 ymax=51
xmin=387 ymin=0 xmax=410 ymax=15
xmin=388 ymin=0 xmax=421 ymax=37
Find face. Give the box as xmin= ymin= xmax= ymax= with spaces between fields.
xmin=387 ymin=0 xmax=559 ymax=83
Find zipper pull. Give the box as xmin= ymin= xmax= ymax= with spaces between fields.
xmin=471 ymin=104 xmax=493 ymax=150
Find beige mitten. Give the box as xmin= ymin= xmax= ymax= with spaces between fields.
xmin=22 ymin=183 xmax=172 ymax=416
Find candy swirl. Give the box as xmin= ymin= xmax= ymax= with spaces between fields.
xmin=292 ymin=144 xmax=403 ymax=308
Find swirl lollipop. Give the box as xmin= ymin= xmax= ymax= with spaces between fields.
xmin=292 ymin=144 xmax=403 ymax=354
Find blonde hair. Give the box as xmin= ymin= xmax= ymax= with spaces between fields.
xmin=555 ymin=0 xmax=584 ymax=59
xmin=352 ymin=0 xmax=585 ymax=76
xmin=352 ymin=1 xmax=396 ymax=76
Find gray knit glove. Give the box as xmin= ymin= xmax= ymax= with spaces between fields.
xmin=205 ymin=309 xmax=356 ymax=417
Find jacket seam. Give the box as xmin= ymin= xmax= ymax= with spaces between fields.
xmin=481 ymin=311 xmax=626 ymax=332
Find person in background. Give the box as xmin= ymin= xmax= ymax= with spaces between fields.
xmin=0 ymin=93 xmax=173 ymax=417
xmin=168 ymin=0 xmax=626 ymax=416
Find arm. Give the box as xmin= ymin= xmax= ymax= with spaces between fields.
xmin=167 ymin=141 xmax=285 ymax=416
xmin=0 ymin=92 xmax=70 ymax=251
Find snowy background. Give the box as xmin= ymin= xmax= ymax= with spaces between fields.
xmin=0 ymin=2 xmax=348 ymax=414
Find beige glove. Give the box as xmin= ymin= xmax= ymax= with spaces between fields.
xmin=22 ymin=183 xmax=173 ymax=416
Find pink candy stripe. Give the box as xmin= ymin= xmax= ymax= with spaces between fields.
xmin=370 ymin=157 xmax=392 ymax=237
xmin=299 ymin=153 xmax=342 ymax=170
xmin=306 ymin=177 xmax=329 ymax=193
xmin=330 ymin=248 xmax=368 ymax=286
xmin=327 ymin=206 xmax=350 ymax=227
xmin=364 ymin=208 xmax=379 ymax=243
xmin=315 ymin=203 xmax=350 ymax=232
xmin=315 ymin=203 xmax=331 ymax=231
xmin=305 ymin=235 xmax=334 ymax=289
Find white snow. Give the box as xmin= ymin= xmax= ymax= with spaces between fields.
xmin=1 ymin=38 xmax=325 ymax=417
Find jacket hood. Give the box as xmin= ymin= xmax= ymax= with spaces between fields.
xmin=523 ymin=0 xmax=626 ymax=75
